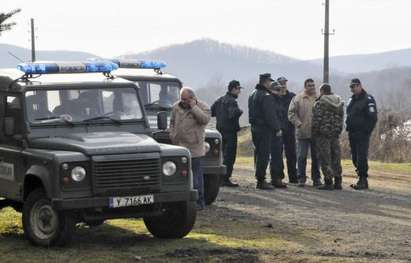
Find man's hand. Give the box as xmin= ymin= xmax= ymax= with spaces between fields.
xmin=189 ymin=98 xmax=197 ymax=108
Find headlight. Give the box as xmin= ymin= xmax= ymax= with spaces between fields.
xmin=204 ymin=142 xmax=211 ymax=153
xmin=181 ymin=157 xmax=188 ymax=164
xmin=71 ymin=166 xmax=86 ymax=182
xmin=214 ymin=138 xmax=220 ymax=144
xmin=162 ymin=161 xmax=177 ymax=176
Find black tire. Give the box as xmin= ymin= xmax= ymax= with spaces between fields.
xmin=85 ymin=220 xmax=105 ymax=227
xmin=22 ymin=188 xmax=75 ymax=247
xmin=204 ymin=174 xmax=220 ymax=205
xmin=144 ymin=201 xmax=196 ymax=238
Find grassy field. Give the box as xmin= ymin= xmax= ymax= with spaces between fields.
xmin=235 ymin=156 xmax=411 ymax=174
xmin=0 ymin=206 xmax=338 ymax=263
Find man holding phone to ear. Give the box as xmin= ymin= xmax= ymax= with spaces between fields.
xmin=170 ymin=87 xmax=211 ymax=210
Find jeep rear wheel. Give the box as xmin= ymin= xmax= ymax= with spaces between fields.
xmin=204 ymin=174 xmax=220 ymax=205
xmin=22 ymin=189 xmax=75 ymax=247
xmin=144 ymin=201 xmax=196 ymax=238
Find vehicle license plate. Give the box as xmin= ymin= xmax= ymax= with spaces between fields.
xmin=109 ymin=195 xmax=154 ymax=208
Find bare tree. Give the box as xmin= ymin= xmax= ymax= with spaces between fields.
xmin=0 ymin=9 xmax=21 ymax=36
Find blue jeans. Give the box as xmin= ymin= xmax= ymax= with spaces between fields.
xmin=192 ymin=157 xmax=205 ymax=209
xmin=297 ymin=139 xmax=321 ymax=183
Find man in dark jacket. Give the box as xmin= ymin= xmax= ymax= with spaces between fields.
xmin=211 ymin=80 xmax=243 ymax=187
xmin=312 ymin=84 xmax=344 ymax=190
xmin=249 ymin=73 xmax=280 ymax=190
xmin=346 ymin=79 xmax=378 ymax=190
xmin=269 ymin=81 xmax=287 ymax=188
xmin=277 ymin=76 xmax=298 ymax=183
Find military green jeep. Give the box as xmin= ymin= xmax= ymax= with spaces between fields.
xmin=112 ymin=60 xmax=226 ymax=205
xmin=0 ymin=61 xmax=197 ymax=247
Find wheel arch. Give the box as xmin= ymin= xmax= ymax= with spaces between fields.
xmin=24 ymin=165 xmax=51 ymax=200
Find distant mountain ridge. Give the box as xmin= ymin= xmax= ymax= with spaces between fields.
xmin=0 ymin=43 xmax=98 ymax=68
xmin=309 ymin=48 xmax=411 ymax=74
xmin=120 ymin=38 xmax=322 ymax=87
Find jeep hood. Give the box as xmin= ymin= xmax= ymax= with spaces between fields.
xmin=29 ymin=132 xmax=161 ymax=155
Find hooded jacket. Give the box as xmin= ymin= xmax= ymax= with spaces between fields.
xmin=312 ymin=94 xmax=344 ymax=138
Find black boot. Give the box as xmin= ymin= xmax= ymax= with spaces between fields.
xmin=334 ymin=176 xmax=342 ymax=190
xmin=272 ymin=178 xmax=287 ymax=188
xmin=350 ymin=177 xmax=368 ymax=190
xmin=257 ymin=181 xmax=274 ymax=190
xmin=318 ymin=178 xmax=334 ymax=190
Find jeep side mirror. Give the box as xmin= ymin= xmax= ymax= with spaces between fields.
xmin=4 ymin=117 xmax=15 ymax=136
xmin=157 ymin=111 xmax=168 ymax=130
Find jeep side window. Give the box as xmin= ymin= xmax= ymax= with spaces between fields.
xmin=4 ymin=95 xmax=25 ymax=137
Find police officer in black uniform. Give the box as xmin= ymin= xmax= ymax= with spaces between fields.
xmin=277 ymin=76 xmax=298 ymax=183
xmin=211 ymin=80 xmax=243 ymax=187
xmin=346 ymin=78 xmax=378 ymax=190
xmin=249 ymin=73 xmax=280 ymax=190
xmin=268 ymin=81 xmax=287 ymax=188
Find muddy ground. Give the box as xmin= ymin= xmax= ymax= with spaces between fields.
xmin=0 ymin=161 xmax=410 ymax=263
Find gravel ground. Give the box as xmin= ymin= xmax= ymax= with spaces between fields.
xmin=209 ymin=165 xmax=411 ymax=262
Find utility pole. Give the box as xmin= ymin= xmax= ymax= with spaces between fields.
xmin=30 ymin=18 xmax=36 ymax=62
xmin=323 ymin=0 xmax=330 ymax=83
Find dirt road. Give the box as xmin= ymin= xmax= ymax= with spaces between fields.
xmin=209 ymin=165 xmax=411 ymax=262
xmin=0 ymin=161 xmax=410 ymax=262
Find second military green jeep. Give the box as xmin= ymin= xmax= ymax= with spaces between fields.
xmin=112 ymin=60 xmax=226 ymax=205
xmin=0 ymin=61 xmax=197 ymax=246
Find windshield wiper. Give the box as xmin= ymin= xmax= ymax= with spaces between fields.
xmin=34 ymin=116 xmax=74 ymax=127
xmin=83 ymin=116 xmax=122 ymax=125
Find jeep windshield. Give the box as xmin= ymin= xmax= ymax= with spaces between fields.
xmin=25 ymin=87 xmax=143 ymax=125
xmin=136 ymin=81 xmax=180 ymax=110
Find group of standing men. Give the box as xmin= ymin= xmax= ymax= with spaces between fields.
xmin=213 ymin=74 xmax=378 ymax=192
xmin=168 ymin=75 xmax=378 ymax=209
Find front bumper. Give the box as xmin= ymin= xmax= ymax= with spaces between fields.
xmin=52 ymin=190 xmax=198 ymax=210
xmin=203 ymin=165 xmax=226 ymax=175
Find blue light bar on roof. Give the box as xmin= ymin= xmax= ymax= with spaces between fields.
xmin=17 ymin=61 xmax=119 ymax=75
xmin=111 ymin=59 xmax=167 ymax=69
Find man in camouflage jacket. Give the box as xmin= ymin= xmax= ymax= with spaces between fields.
xmin=312 ymin=84 xmax=344 ymax=190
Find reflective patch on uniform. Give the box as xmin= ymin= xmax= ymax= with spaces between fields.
xmin=368 ymin=103 xmax=375 ymax=106
xmin=368 ymin=96 xmax=373 ymax=100
xmin=0 ymin=162 xmax=14 ymax=181
xmin=369 ymin=106 xmax=375 ymax=113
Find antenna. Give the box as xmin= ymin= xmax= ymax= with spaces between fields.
xmin=7 ymin=51 xmax=24 ymax=62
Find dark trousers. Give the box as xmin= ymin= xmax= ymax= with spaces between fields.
xmin=349 ymin=133 xmax=370 ymax=178
xmin=251 ymin=127 xmax=271 ymax=182
xmin=270 ymin=134 xmax=284 ymax=180
xmin=192 ymin=157 xmax=205 ymax=208
xmin=221 ymin=131 xmax=238 ymax=180
xmin=283 ymin=129 xmax=298 ymax=180
xmin=297 ymin=138 xmax=321 ymax=183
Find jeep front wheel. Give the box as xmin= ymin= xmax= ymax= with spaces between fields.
xmin=22 ymin=189 xmax=75 ymax=247
xmin=204 ymin=174 xmax=220 ymax=205
xmin=144 ymin=201 xmax=196 ymax=238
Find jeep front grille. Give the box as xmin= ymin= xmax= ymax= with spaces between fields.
xmin=92 ymin=154 xmax=161 ymax=195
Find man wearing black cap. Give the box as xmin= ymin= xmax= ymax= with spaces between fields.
xmin=346 ymin=78 xmax=378 ymax=190
xmin=211 ymin=80 xmax=243 ymax=187
xmin=277 ymin=76 xmax=298 ymax=184
xmin=248 ymin=73 xmax=280 ymax=190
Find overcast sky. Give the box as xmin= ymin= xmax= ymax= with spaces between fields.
xmin=1 ymin=0 xmax=410 ymax=60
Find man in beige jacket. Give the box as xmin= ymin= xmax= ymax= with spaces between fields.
xmin=170 ymin=87 xmax=210 ymax=209
xmin=288 ymin=78 xmax=322 ymax=187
